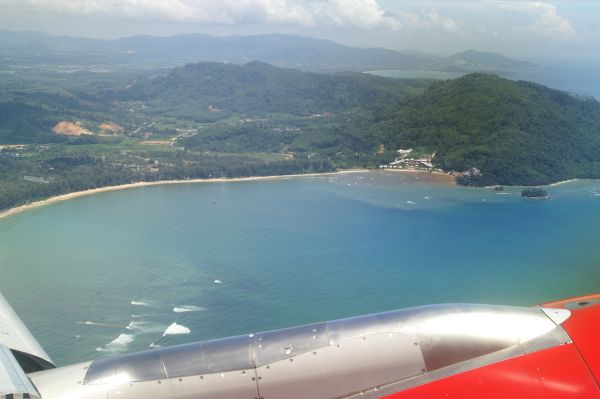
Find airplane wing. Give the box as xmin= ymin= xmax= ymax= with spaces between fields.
xmin=4 ymin=291 xmax=598 ymax=399
xmin=29 ymin=299 xmax=599 ymax=399
xmin=0 ymin=343 xmax=41 ymax=399
xmin=0 ymin=292 xmax=54 ymax=372
xmin=0 ymin=292 xmax=54 ymax=398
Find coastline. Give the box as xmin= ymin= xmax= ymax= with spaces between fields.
xmin=547 ymin=178 xmax=579 ymax=187
xmin=0 ymin=170 xmax=363 ymax=220
xmin=484 ymin=178 xmax=581 ymax=190
xmin=0 ymin=168 xmax=458 ymax=220
xmin=381 ymin=168 xmax=456 ymax=184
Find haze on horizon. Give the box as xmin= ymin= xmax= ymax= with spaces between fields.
xmin=0 ymin=0 xmax=599 ymax=61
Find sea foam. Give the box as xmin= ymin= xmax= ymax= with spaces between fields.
xmin=130 ymin=301 xmax=152 ymax=307
xmin=126 ymin=320 xmax=165 ymax=334
xmin=96 ymin=333 xmax=135 ymax=352
xmin=163 ymin=322 xmax=191 ymax=336
xmin=126 ymin=321 xmax=149 ymax=331
xmin=173 ymin=305 xmax=205 ymax=313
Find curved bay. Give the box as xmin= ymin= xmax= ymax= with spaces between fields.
xmin=1 ymin=172 xmax=600 ymax=365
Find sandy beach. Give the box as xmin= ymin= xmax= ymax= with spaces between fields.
xmin=547 ymin=178 xmax=579 ymax=187
xmin=0 ymin=168 xmax=459 ymax=220
xmin=0 ymin=170 xmax=367 ymax=220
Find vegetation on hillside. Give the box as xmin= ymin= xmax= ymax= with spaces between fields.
xmin=1 ymin=62 xmax=600 ymax=212
xmin=0 ymin=102 xmax=64 ymax=144
xmin=116 ymin=61 xmax=427 ymax=117
xmin=380 ymin=74 xmax=600 ymax=186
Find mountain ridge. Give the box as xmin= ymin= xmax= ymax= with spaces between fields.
xmin=0 ymin=30 xmax=534 ymax=73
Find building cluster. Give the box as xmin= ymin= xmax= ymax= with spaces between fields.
xmin=379 ymin=149 xmax=435 ymax=171
xmin=24 ymin=176 xmax=50 ymax=184
xmin=272 ymin=126 xmax=300 ymax=133
xmin=0 ymin=145 xmax=26 ymax=159
xmin=0 ymin=145 xmax=26 ymax=150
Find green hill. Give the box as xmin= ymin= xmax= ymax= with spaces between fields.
xmin=3 ymin=61 xmax=600 ymax=187
xmin=0 ymin=102 xmax=63 ymax=144
xmin=123 ymin=61 xmax=427 ymax=116
xmin=381 ymin=74 xmax=600 ymax=185
xmin=147 ymin=65 xmax=600 ymax=186
xmin=445 ymin=50 xmax=536 ymax=70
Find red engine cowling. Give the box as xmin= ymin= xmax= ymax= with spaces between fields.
xmin=383 ymin=294 xmax=600 ymax=399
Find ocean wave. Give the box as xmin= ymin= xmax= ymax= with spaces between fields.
xmin=130 ymin=301 xmax=153 ymax=307
xmin=126 ymin=321 xmax=148 ymax=331
xmin=163 ymin=322 xmax=191 ymax=336
xmin=81 ymin=321 xmax=100 ymax=326
xmin=125 ymin=321 xmax=150 ymax=331
xmin=96 ymin=333 xmax=135 ymax=352
xmin=173 ymin=305 xmax=206 ymax=313
xmin=126 ymin=320 xmax=165 ymax=334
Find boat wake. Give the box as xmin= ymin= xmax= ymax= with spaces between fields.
xmin=173 ymin=305 xmax=206 ymax=313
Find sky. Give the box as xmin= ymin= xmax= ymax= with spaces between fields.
xmin=0 ymin=0 xmax=599 ymax=59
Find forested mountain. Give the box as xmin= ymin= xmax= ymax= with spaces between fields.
xmin=382 ymin=74 xmax=600 ymax=185
xmin=445 ymin=50 xmax=536 ymax=70
xmin=2 ymin=61 xmax=600 ymax=190
xmin=121 ymin=61 xmax=427 ymax=115
xmin=0 ymin=102 xmax=64 ymax=144
xmin=115 ymin=64 xmax=600 ymax=185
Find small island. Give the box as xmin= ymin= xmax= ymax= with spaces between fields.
xmin=521 ymin=188 xmax=548 ymax=199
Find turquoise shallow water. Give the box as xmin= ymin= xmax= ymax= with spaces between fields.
xmin=1 ymin=171 xmax=600 ymax=366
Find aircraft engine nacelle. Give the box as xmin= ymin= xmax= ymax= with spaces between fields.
xmin=29 ymin=299 xmax=600 ymax=399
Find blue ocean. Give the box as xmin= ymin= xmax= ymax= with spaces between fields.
xmin=1 ymin=172 xmax=600 ymax=366
xmin=369 ymin=59 xmax=600 ymax=100
xmin=518 ymin=59 xmax=600 ymax=99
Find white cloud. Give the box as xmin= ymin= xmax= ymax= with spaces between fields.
xmin=0 ymin=0 xmax=405 ymax=30
xmin=308 ymin=0 xmax=401 ymax=30
xmin=393 ymin=8 xmax=459 ymax=33
xmin=488 ymin=1 xmax=578 ymax=39
xmin=528 ymin=2 xmax=577 ymax=38
xmin=421 ymin=8 xmax=459 ymax=32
